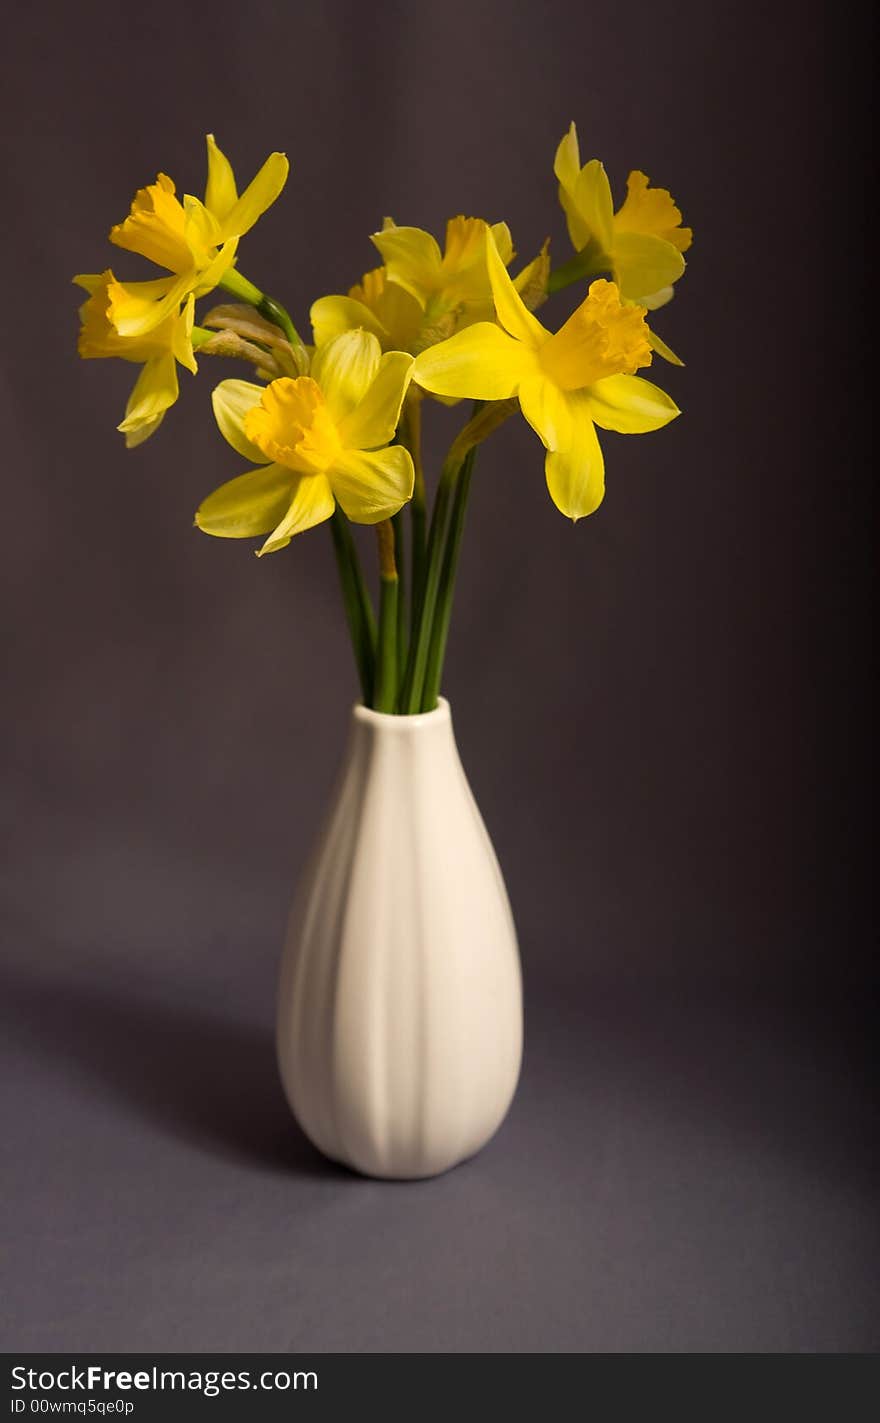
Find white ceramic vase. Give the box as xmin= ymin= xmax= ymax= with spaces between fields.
xmin=276 ymin=698 xmax=522 ymax=1180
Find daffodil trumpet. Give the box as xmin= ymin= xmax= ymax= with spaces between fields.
xmin=73 ymin=125 xmax=689 ymax=715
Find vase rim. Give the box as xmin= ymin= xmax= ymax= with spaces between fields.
xmin=352 ymin=697 xmax=451 ymax=730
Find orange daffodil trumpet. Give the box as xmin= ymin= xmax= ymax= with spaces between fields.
xmin=196 ymin=332 xmax=415 ymax=556
xmin=73 ymin=123 xmax=691 ymax=714
xmin=413 ymin=230 xmax=680 ymax=520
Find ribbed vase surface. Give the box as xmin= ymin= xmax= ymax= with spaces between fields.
xmin=277 ymin=698 xmax=522 ymax=1179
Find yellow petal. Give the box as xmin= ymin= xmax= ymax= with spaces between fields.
xmin=614 ymin=170 xmax=692 ymax=254
xmin=79 ymin=274 xmax=194 ymax=368
xmin=73 ymin=272 xmax=106 ymax=295
xmin=330 ymin=445 xmax=414 ymax=525
xmin=190 ymin=237 xmax=239 ymax=298
xmin=327 ymin=268 xmax=425 ymax=352
xmin=310 ymin=294 xmax=386 ymax=348
xmin=124 ymin=413 xmax=166 ymax=449
xmin=370 ymin=224 xmax=442 ymax=306
xmin=544 ymin=394 xmax=605 ymax=521
xmin=572 ymin=160 xmax=615 ymax=256
xmin=118 ymin=354 xmax=179 ymax=439
xmin=513 ymin=242 xmax=551 ymax=311
xmin=258 ymin=473 xmax=336 ymax=555
xmin=107 ymin=272 xmax=193 ymax=338
xmin=362 ymin=274 xmax=424 ymax=350
xmin=211 ymin=379 xmax=268 ymax=462
xmin=586 ymin=374 xmax=680 ymax=433
xmin=518 ymin=374 xmax=572 ymax=451
xmin=413 ymin=323 xmax=535 ymax=401
xmin=554 ymin=125 xmax=592 ymax=254
xmin=553 ymin=122 xmax=582 ymax=195
xmin=172 ymin=294 xmax=198 ymax=374
xmin=183 ymin=194 xmax=224 ymax=255
xmin=216 ymin=152 xmax=289 ymax=241
xmin=647 ymin=326 xmax=684 ymax=366
xmin=485 ymin=229 xmax=548 ymax=349
xmin=641 ymin=286 xmax=675 ymax=312
xmin=311 ymin=329 xmax=382 ymax=423
xmin=204 ymin=133 xmax=238 ymax=221
xmin=612 ymin=232 xmax=685 ymax=304
xmin=337 ymin=351 xmax=414 ymax=450
xmin=554 ymin=128 xmax=615 ymax=256
xmin=196 ymin=463 xmax=296 ymax=539
xmin=489 ymin=221 xmax=515 ymax=268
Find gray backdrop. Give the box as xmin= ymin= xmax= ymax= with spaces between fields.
xmin=1 ymin=0 xmax=876 ymax=1351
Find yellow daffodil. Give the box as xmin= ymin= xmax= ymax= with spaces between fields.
xmin=311 ymin=216 xmax=540 ymax=356
xmin=91 ymin=134 xmax=288 ymax=340
xmin=312 ymin=264 xmax=424 ymax=354
xmin=196 ymin=331 xmax=415 ymax=555
xmin=412 ymin=231 xmax=680 ymax=520
xmin=554 ymin=122 xmax=692 ymax=311
xmin=75 ymin=270 xmax=197 ymax=447
xmin=373 ymin=216 xmax=514 ymax=326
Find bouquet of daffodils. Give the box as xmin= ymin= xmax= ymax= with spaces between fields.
xmin=74 ymin=126 xmax=690 ymax=714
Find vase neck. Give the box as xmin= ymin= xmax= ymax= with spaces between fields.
xmin=352 ymin=697 xmax=452 ymax=736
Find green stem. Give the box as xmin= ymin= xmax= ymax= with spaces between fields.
xmin=399 ymin=399 xmax=513 ymax=715
xmin=218 ymin=270 xmax=379 ymax=707
xmin=392 ymin=510 xmax=408 ymax=691
xmin=546 ymin=239 xmax=610 ymax=294
xmin=218 ymin=268 xmax=302 ymax=345
xmin=374 ymin=522 xmax=399 ymax=714
xmin=330 ymin=510 xmax=376 ymax=705
xmin=401 ymin=399 xmax=426 ymax=639
xmin=420 ymin=445 xmax=477 ymax=712
xmin=398 ymin=456 xmax=456 ymax=715
xmin=344 ymin=515 xmax=377 ymax=666
xmin=258 ymin=295 xmax=299 ymax=346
